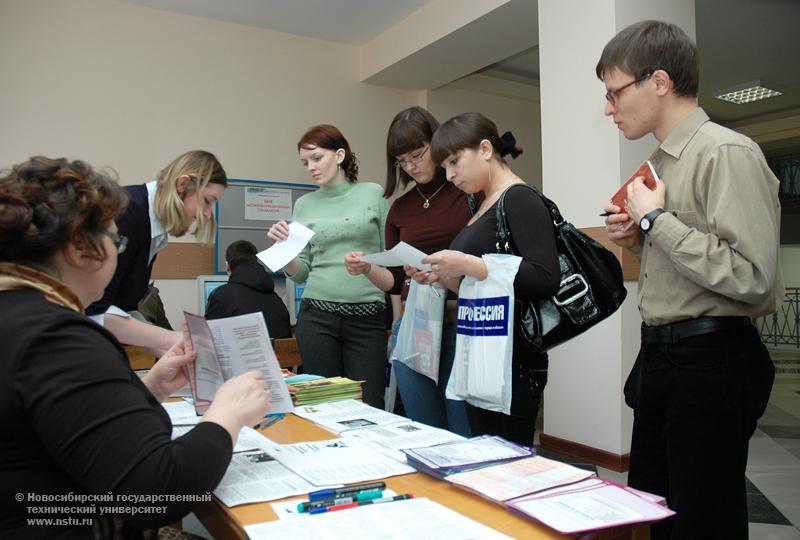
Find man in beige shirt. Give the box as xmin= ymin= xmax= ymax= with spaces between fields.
xmin=598 ymin=20 xmax=783 ymax=539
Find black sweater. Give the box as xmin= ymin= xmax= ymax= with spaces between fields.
xmin=87 ymin=184 xmax=153 ymax=315
xmin=0 ymin=290 xmax=232 ymax=537
xmin=450 ymin=184 xmax=560 ymax=298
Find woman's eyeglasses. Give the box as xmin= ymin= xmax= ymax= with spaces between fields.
xmin=102 ymin=230 xmax=128 ymax=254
xmin=394 ymin=146 xmax=429 ymax=169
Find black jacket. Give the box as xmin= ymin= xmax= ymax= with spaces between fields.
xmin=87 ymin=184 xmax=153 ymax=315
xmin=0 ymin=289 xmax=232 ymax=536
xmin=205 ymin=260 xmax=292 ymax=339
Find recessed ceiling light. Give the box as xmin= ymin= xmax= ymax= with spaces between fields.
xmin=713 ymin=80 xmax=783 ymax=105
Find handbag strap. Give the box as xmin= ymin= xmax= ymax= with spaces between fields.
xmin=495 ymin=184 xmax=564 ymax=255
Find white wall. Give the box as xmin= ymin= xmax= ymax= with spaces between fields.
xmin=538 ymin=0 xmax=695 ymax=457
xmin=0 ymin=0 xmax=420 ymax=327
xmin=0 ymin=0 xmax=419 ymax=182
xmin=426 ymin=83 xmax=542 ymax=188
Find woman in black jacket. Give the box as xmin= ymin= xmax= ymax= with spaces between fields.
xmin=0 ymin=156 xmax=268 ymax=539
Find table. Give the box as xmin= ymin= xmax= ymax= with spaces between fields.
xmin=193 ymin=414 xmax=650 ymax=539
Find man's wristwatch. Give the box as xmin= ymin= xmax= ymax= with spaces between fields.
xmin=639 ymin=208 xmax=666 ymax=234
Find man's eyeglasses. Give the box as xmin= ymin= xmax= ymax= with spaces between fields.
xmin=394 ymin=146 xmax=429 ymax=169
xmin=605 ymin=73 xmax=652 ymax=105
xmin=102 ymin=230 xmax=128 ymax=254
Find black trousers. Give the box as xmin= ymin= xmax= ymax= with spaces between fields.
xmin=295 ymin=300 xmax=388 ymax=409
xmin=466 ymin=346 xmax=548 ymax=447
xmin=625 ymin=324 xmax=774 ymax=539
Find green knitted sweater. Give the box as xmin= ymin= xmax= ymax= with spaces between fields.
xmin=289 ymin=181 xmax=388 ymax=304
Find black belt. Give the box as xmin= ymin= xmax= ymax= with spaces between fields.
xmin=641 ymin=316 xmax=751 ymax=344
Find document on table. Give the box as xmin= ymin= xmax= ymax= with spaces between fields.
xmin=406 ymin=435 xmax=532 ymax=469
xmin=257 ymin=221 xmax=315 ymax=272
xmin=446 ymin=456 xmax=595 ymax=503
xmin=358 ymin=241 xmax=431 ymax=271
xmin=244 ymin=497 xmax=513 ymax=539
xmin=172 ymin=425 xmax=275 ymax=454
xmin=213 ymin=451 xmax=338 ymax=507
xmin=269 ymin=489 xmax=398 ymax=520
xmin=265 ymin=437 xmax=415 ymax=485
xmin=507 ymin=479 xmax=675 ymax=534
xmin=292 ymin=399 xmax=407 ymax=433
xmin=162 ymin=400 xmax=201 ymax=425
xmin=341 ymin=421 xmax=465 ymax=462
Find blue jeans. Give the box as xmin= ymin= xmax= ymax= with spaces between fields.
xmin=392 ymin=317 xmax=472 ymax=436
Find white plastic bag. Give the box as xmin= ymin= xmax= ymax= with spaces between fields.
xmin=446 ymin=254 xmax=521 ymax=415
xmin=391 ymin=280 xmax=446 ymax=382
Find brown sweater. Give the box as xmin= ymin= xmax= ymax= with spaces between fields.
xmin=385 ymin=178 xmax=474 ymax=300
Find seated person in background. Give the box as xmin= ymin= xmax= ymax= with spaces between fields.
xmin=206 ymin=240 xmax=292 ymax=339
xmin=0 ymin=156 xmax=269 ymax=539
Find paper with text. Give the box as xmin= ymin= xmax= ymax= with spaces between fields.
xmin=213 ymin=450 xmax=336 ymax=507
xmin=342 ymin=421 xmax=465 ymax=463
xmin=406 ymin=435 xmax=531 ymax=469
xmin=162 ymin=400 xmax=201 ymax=425
xmin=358 ymin=241 xmax=431 ymax=271
xmin=257 ymin=221 xmax=315 ymax=272
xmin=508 ymin=479 xmax=675 ymax=534
xmin=269 ymin=489 xmax=398 ymax=521
xmin=292 ymin=399 xmax=407 ymax=434
xmin=446 ymin=456 xmax=595 ymax=502
xmin=265 ymin=437 xmax=415 ymax=485
xmin=172 ymin=425 xmax=275 ymax=454
xmin=184 ymin=312 xmax=293 ymax=415
xmin=244 ymin=497 xmax=513 ymax=539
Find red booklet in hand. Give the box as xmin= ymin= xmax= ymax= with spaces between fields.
xmin=610 ymin=160 xmax=660 ymax=230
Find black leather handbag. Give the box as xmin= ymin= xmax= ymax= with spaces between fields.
xmin=495 ymin=185 xmax=627 ymax=352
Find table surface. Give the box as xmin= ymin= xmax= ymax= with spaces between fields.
xmin=193 ymin=414 xmax=650 ymax=540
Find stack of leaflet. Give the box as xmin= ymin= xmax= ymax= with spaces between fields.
xmin=287 ymin=376 xmax=364 ymax=406
xmin=507 ymin=478 xmax=675 ymax=534
xmin=444 ymin=455 xmax=596 ymax=502
xmin=402 ymin=435 xmax=535 ymax=480
xmin=441 ymin=456 xmax=674 ymax=534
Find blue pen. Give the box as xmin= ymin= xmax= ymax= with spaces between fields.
xmin=308 ymin=481 xmax=386 ymax=501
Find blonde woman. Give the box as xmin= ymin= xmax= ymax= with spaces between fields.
xmin=87 ymin=150 xmax=227 ymax=355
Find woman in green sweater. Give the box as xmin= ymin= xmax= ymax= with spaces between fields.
xmin=268 ymin=125 xmax=389 ymax=408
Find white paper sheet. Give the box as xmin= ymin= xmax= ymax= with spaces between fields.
xmin=213 ymin=451 xmax=335 ymax=507
xmin=292 ymin=399 xmax=407 ymax=433
xmin=269 ymin=489 xmax=398 ymax=520
xmin=446 ymin=456 xmax=595 ymax=502
xmin=162 ymin=400 xmax=201 ymax=425
xmin=245 ymin=497 xmax=512 ymax=540
xmin=341 ymin=421 xmax=464 ymax=463
xmin=509 ymin=480 xmax=675 ymax=534
xmin=172 ymin=425 xmax=276 ymax=454
xmin=184 ymin=312 xmax=294 ymax=415
xmin=407 ymin=436 xmax=531 ymax=469
xmin=184 ymin=312 xmax=225 ymax=411
xmin=265 ymin=438 xmax=415 ymax=486
xmin=257 ymin=222 xmax=315 ymax=272
xmin=358 ymin=241 xmax=431 ymax=271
